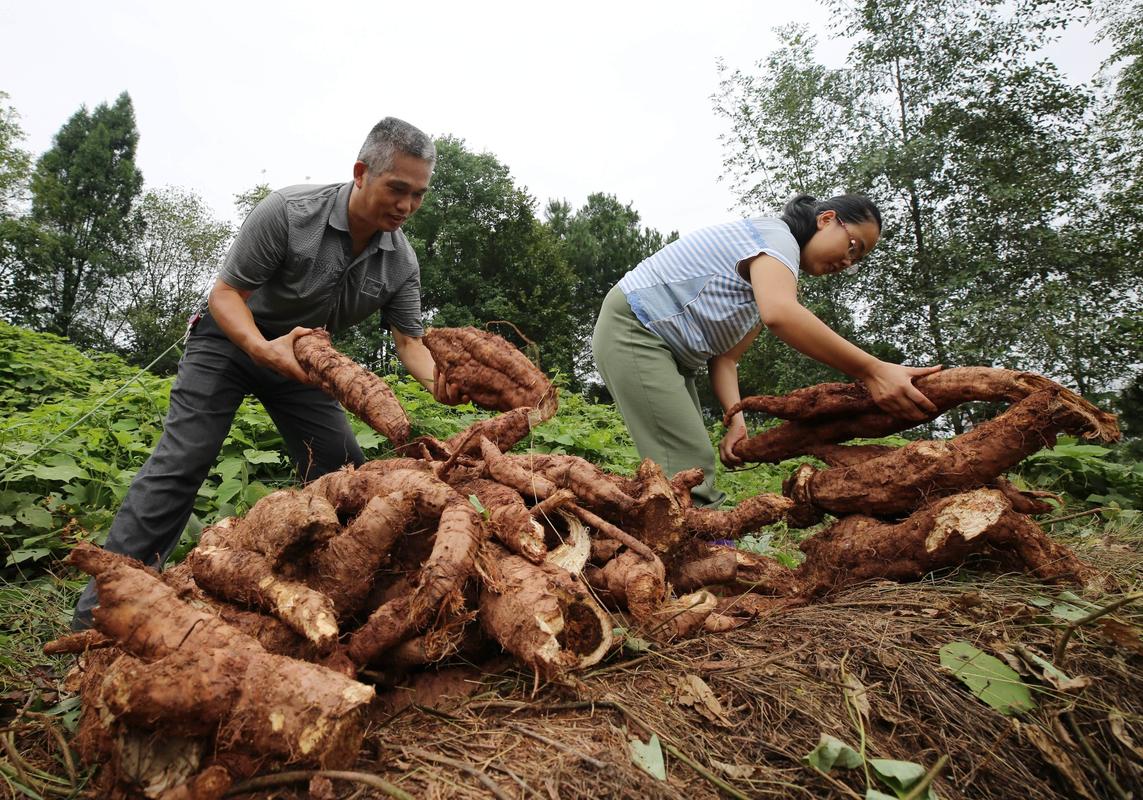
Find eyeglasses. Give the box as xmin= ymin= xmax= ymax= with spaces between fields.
xmin=835 ymin=217 xmax=863 ymax=265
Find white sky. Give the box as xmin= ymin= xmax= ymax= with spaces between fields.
xmin=0 ymin=0 xmax=1109 ymax=236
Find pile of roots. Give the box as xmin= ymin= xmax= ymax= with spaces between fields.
xmin=46 ymin=328 xmax=1121 ymax=799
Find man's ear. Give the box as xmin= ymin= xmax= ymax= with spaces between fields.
xmin=352 ymin=160 xmax=368 ymax=186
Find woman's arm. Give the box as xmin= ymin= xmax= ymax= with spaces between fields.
xmin=747 ymin=255 xmax=940 ymax=420
xmin=709 ymin=325 xmax=761 ymax=467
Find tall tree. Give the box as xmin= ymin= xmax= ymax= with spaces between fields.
xmin=0 ymin=92 xmax=34 ymax=325
xmin=97 ymin=187 xmax=232 ymax=373
xmin=19 ymin=92 xmax=144 ymax=344
xmin=713 ymin=2 xmax=1116 ymax=422
xmin=547 ymin=193 xmax=671 ymax=384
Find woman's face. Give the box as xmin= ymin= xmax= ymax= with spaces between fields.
xmin=800 ymin=210 xmax=880 ymax=276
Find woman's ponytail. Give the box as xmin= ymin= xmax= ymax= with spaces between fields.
xmin=780 ymin=193 xmax=882 ymax=250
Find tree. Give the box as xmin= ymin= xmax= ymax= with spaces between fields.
xmin=0 ymin=92 xmax=34 ymax=325
xmin=96 ymin=187 xmax=232 ymax=373
xmin=13 ymin=92 xmax=144 ymax=345
xmin=546 ymin=193 xmax=672 ymax=385
xmin=712 ymin=2 xmax=1120 ymax=425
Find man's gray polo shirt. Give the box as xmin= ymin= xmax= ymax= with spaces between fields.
xmin=217 ymin=181 xmax=424 ymax=338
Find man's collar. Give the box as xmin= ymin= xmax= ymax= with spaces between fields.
xmin=332 ymin=181 xmax=396 ymax=252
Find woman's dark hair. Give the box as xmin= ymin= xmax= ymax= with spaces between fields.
xmin=780 ymin=193 xmax=882 ymax=249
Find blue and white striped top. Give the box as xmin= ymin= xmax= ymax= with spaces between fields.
xmin=616 ymin=217 xmax=800 ymax=372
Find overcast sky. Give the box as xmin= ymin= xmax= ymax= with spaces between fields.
xmin=0 ymin=0 xmax=1108 ymax=236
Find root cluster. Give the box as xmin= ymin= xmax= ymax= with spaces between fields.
xmin=50 ymin=333 xmax=1118 ymax=799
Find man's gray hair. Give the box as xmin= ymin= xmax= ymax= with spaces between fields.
xmin=357 ymin=117 xmax=436 ymax=174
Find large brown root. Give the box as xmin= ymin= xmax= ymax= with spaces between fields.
xmin=732 ymin=368 xmax=1119 ymax=463
xmin=221 ymin=490 xmax=340 ymax=565
xmin=784 ymin=388 xmax=1103 ymax=518
xmin=188 ymin=546 xmax=339 ymax=651
xmin=445 ymin=407 xmax=543 ymax=457
xmin=684 ymin=493 xmax=794 ymax=540
xmin=423 ymin=327 xmax=558 ymax=420
xmin=672 ymin=547 xmax=802 ymax=596
xmin=348 ymin=501 xmax=487 ymax=665
xmin=480 ymin=548 xmax=612 ymax=677
xmin=453 ymin=478 xmax=547 ymax=563
xmin=794 ymin=488 xmax=1098 ymax=597
xmin=294 ymin=328 xmax=411 ymax=446
xmin=67 ymin=544 xmax=375 ymax=768
xmin=307 ymin=491 xmax=417 ymax=617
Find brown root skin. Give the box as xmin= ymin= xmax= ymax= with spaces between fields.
xmin=794 ymin=488 xmax=1097 ymax=598
xmin=306 ymin=460 xmax=432 ymax=517
xmin=479 ymin=436 xmax=559 ymax=500
xmin=68 ymin=544 xmax=376 ymax=767
xmin=624 ymin=459 xmax=686 ymax=556
xmin=646 ymin=590 xmax=718 ymax=641
xmin=348 ymin=502 xmax=487 ymax=666
xmin=423 ymin=327 xmax=558 ymax=419
xmin=684 ymin=493 xmax=793 ymax=540
xmin=453 ymin=478 xmax=547 ymax=563
xmin=188 ymin=546 xmax=339 ymax=651
xmin=727 ymin=367 xmax=1069 ymax=423
xmin=294 ymin=329 xmax=411 ymax=445
xmin=480 ymin=549 xmax=612 ymax=678
xmin=307 ymin=491 xmax=417 ymax=617
xmin=733 ymin=368 xmax=1119 ymax=463
xmin=225 ymin=490 xmax=340 ymax=565
xmin=672 ymin=547 xmax=802 ymax=596
xmin=445 ymin=407 xmax=540 ymax=457
xmin=588 ymin=550 xmax=667 ymax=620
xmin=670 ymin=468 xmax=706 ymax=510
xmin=787 ymin=389 xmax=1100 ymax=518
xmin=43 ymin=629 xmax=111 ymax=655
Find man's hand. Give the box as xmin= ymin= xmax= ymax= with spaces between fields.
xmin=433 ymin=365 xmax=470 ymax=406
xmin=860 ymin=361 xmax=942 ymax=421
xmin=250 ymin=326 xmax=314 ymax=384
xmin=718 ymin=417 xmax=748 ymax=468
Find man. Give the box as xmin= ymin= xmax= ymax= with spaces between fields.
xmin=72 ymin=116 xmax=457 ymax=630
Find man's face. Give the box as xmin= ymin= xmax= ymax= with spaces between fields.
xmin=353 ymin=152 xmax=433 ymax=232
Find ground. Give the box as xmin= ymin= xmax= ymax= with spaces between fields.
xmin=1 ymin=520 xmax=1140 ymax=799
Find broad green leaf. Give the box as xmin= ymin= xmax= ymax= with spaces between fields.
xmin=1050 ymin=604 xmax=1089 ymax=622
xmin=215 ymin=478 xmax=244 ymax=505
xmin=804 ymin=733 xmax=864 ymax=772
xmin=939 ymin=641 xmax=1034 ymax=715
xmin=29 ymin=463 xmax=89 ymax=482
xmin=214 ymin=457 xmax=245 ymax=482
xmin=0 ymin=514 xmax=15 ymax=527
xmin=866 ymin=791 xmax=899 ymax=800
xmin=242 ymin=448 xmax=281 ymax=465
xmin=16 ymin=506 xmax=53 ymax=529
xmin=628 ymin=733 xmax=666 ymax=780
xmin=870 ymin=758 xmax=936 ymax=799
xmin=6 ymin=547 xmax=52 ymax=565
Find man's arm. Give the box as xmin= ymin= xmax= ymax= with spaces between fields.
xmin=208 ymin=277 xmax=312 ymax=384
xmin=390 ymin=327 xmax=466 ymax=404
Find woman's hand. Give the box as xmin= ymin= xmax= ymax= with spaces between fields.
xmin=860 ymin=361 xmax=942 ymax=421
xmin=719 ymin=417 xmax=749 ymax=468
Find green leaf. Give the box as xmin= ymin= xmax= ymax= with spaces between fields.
xmin=628 ymin=732 xmax=666 ymax=780
xmin=870 ymin=758 xmax=936 ymax=799
xmin=939 ymin=641 xmax=1034 ymax=715
xmin=6 ymin=547 xmax=52 ymax=565
xmin=16 ymin=506 xmax=53 ymax=530
xmin=467 ymin=494 xmax=489 ymax=520
xmin=214 ymin=457 xmax=245 ymax=482
xmin=866 ymin=790 xmax=899 ymax=800
xmin=242 ymin=448 xmax=281 ymax=465
xmin=215 ymin=478 xmax=244 ymax=505
xmin=804 ymin=733 xmax=864 ymax=772
xmin=29 ymin=462 xmax=89 ymax=482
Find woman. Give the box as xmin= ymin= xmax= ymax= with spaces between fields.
xmin=591 ymin=193 xmax=940 ymax=507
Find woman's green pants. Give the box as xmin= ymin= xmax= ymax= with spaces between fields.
xmin=592 ymin=285 xmax=725 ymax=508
